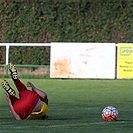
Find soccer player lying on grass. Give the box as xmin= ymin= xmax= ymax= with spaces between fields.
xmin=1 ymin=63 xmax=48 ymax=120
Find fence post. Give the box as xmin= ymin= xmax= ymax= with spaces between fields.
xmin=6 ymin=45 xmax=10 ymax=76
xmin=5 ymin=64 xmax=8 ymax=77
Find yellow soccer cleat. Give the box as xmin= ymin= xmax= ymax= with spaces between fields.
xmin=8 ymin=63 xmax=18 ymax=80
xmin=2 ymin=80 xmax=16 ymax=96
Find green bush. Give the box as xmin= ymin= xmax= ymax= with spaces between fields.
xmin=1 ymin=0 xmax=133 ymax=43
xmin=0 ymin=0 xmax=133 ymax=64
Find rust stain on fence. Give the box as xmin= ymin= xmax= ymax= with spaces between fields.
xmin=52 ymin=58 xmax=75 ymax=77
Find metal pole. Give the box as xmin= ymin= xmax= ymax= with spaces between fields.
xmin=6 ymin=45 xmax=10 ymax=76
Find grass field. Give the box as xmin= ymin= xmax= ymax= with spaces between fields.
xmin=0 ymin=79 xmax=133 ymax=133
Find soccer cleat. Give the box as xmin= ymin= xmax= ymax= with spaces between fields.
xmin=8 ymin=63 xmax=18 ymax=81
xmin=2 ymin=80 xmax=16 ymax=96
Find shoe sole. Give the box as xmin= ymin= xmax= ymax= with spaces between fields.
xmin=8 ymin=63 xmax=18 ymax=80
xmin=2 ymin=80 xmax=16 ymax=96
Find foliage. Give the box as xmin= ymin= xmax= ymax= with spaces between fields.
xmin=0 ymin=0 xmax=133 ymax=64
xmin=0 ymin=46 xmax=50 ymax=65
xmin=1 ymin=0 xmax=133 ymax=43
xmin=9 ymin=46 xmax=50 ymax=65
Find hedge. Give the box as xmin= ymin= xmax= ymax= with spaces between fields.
xmin=0 ymin=0 xmax=133 ymax=64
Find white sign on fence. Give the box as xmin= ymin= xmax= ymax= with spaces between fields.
xmin=50 ymin=43 xmax=116 ymax=79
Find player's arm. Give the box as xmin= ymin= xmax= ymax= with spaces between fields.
xmin=9 ymin=103 xmax=22 ymax=120
xmin=26 ymin=82 xmax=48 ymax=103
xmin=5 ymin=93 xmax=22 ymax=120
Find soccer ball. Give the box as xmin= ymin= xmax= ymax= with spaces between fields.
xmin=102 ymin=106 xmax=118 ymax=121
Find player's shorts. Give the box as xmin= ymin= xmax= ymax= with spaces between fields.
xmin=26 ymin=101 xmax=48 ymax=120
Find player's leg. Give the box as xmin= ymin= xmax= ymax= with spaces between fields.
xmin=8 ymin=63 xmax=27 ymax=92
xmin=14 ymin=79 xmax=27 ymax=92
xmin=1 ymin=79 xmax=18 ymax=104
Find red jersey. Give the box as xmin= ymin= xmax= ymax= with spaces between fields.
xmin=13 ymin=90 xmax=39 ymax=119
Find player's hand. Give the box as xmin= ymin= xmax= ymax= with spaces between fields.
xmin=26 ymin=82 xmax=35 ymax=88
xmin=4 ymin=93 xmax=12 ymax=106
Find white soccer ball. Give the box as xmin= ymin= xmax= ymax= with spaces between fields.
xmin=102 ymin=106 xmax=118 ymax=121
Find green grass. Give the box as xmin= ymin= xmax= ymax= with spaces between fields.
xmin=0 ymin=79 xmax=133 ymax=133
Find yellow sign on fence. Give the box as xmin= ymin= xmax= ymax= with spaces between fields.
xmin=117 ymin=44 xmax=133 ymax=78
